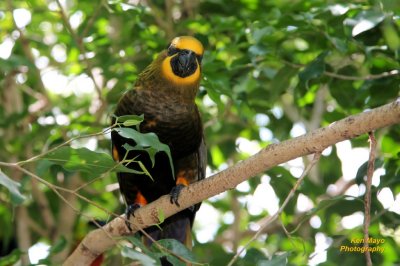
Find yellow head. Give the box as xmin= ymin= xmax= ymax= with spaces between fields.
xmin=161 ymin=36 xmax=204 ymax=86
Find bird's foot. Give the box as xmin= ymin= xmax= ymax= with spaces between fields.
xmin=125 ymin=203 xmax=141 ymax=231
xmin=169 ymin=184 xmax=186 ymax=207
xmin=169 ymin=184 xmax=195 ymax=212
xmin=187 ymin=204 xmax=195 ymax=212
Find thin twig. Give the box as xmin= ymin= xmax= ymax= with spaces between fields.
xmin=0 ymin=132 xmax=195 ymax=264
xmin=0 ymin=158 xmax=122 ymax=221
xmin=72 ymin=157 xmax=124 ymax=193
xmin=231 ymin=192 xmax=242 ymax=251
xmin=65 ymin=100 xmax=400 ymax=265
xmin=7 ymin=0 xmax=48 ymax=95
xmin=30 ymin=170 xmax=56 ymax=234
xmin=311 ymin=205 xmax=392 ymax=260
xmin=81 ymin=0 xmax=104 ymax=39
xmin=54 ymin=0 xmax=103 ymax=99
xmin=17 ymin=128 xmax=111 ymax=166
xmin=15 ymin=164 xmax=120 ymax=246
xmin=364 ymin=132 xmax=376 ymax=266
xmin=0 ymin=124 xmax=137 ymax=225
xmin=147 ymin=0 xmax=174 ymax=38
xmin=7 ymin=0 xmax=51 ymax=121
xmin=27 ymin=216 xmax=49 ymax=237
xmin=2 ymin=161 xmax=179 ymax=262
xmin=227 ymin=152 xmax=322 ymax=266
xmin=324 ymin=70 xmax=399 ymax=81
xmin=17 ymin=164 xmax=121 ymax=217
xmin=283 ymin=60 xmax=400 ymax=81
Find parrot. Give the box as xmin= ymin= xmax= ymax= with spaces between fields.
xmin=111 ymin=36 xmax=206 ymax=263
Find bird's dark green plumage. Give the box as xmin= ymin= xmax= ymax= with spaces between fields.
xmin=111 ymin=36 xmax=206 ymax=258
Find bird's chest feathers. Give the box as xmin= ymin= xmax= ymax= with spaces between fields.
xmin=136 ymin=91 xmax=202 ymax=155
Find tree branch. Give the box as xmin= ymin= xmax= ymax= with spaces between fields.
xmin=52 ymin=175 xmax=81 ymax=264
xmin=64 ymin=99 xmax=400 ymax=266
xmin=16 ymin=206 xmax=32 ymax=265
xmin=215 ymin=177 xmax=355 ymax=245
xmin=363 ymin=132 xmax=376 ymax=266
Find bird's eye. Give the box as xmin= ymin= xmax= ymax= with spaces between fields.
xmin=167 ymin=46 xmax=179 ymax=56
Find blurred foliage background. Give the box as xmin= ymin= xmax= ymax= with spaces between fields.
xmin=0 ymin=0 xmax=400 ymax=265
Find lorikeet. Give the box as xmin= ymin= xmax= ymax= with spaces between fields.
xmin=111 ymin=36 xmax=206 ymax=257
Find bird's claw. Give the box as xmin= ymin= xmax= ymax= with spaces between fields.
xmin=170 ymin=184 xmax=186 ymax=207
xmin=169 ymin=184 xmax=196 ymax=212
xmin=125 ymin=203 xmax=141 ymax=231
xmin=187 ymin=204 xmax=195 ymax=212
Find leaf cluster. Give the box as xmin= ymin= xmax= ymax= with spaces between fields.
xmin=0 ymin=0 xmax=399 ymax=265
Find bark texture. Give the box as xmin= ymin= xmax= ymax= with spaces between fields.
xmin=64 ymin=99 xmax=400 ymax=266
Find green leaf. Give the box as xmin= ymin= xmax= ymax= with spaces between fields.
xmin=329 ymin=66 xmax=363 ymax=108
xmin=355 ymin=159 xmax=383 ymax=185
xmin=0 ymin=249 xmax=21 ymax=266
xmin=344 ymin=10 xmax=386 ymax=37
xmin=240 ymin=248 xmax=268 ymax=266
xmin=49 ymin=236 xmax=67 ymax=254
xmin=115 ymin=127 xmax=175 ymax=179
xmin=323 ymin=196 xmax=364 ymax=220
xmin=36 ymin=159 xmax=56 ymax=177
xmin=239 ymin=249 xmax=289 ymax=266
xmin=125 ymin=236 xmax=150 ymax=253
xmin=355 ymin=161 xmax=368 ymax=185
xmin=136 ymin=159 xmax=153 ymax=181
xmin=115 ymin=114 xmax=144 ymax=127
xmin=382 ymin=20 xmax=400 ymax=51
xmin=121 ymin=246 xmax=157 ymax=266
xmin=0 ymin=169 xmax=26 ymax=205
xmin=43 ymin=147 xmax=139 ymax=179
xmin=155 ymin=239 xmax=197 ymax=265
xmin=270 ymin=66 xmax=298 ymax=100
xmin=259 ymin=252 xmax=289 ymax=266
xmin=298 ymin=51 xmax=329 ymax=87
xmin=158 ymin=208 xmax=165 ymax=223
xmin=252 ymin=26 xmax=274 ymax=43
xmin=326 ymin=35 xmax=348 ymax=53
xmin=0 ymin=55 xmax=35 ymax=71
xmin=123 ymin=120 xmax=141 ymax=127
xmin=248 ymin=44 xmax=269 ymax=56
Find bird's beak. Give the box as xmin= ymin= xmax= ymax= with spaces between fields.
xmin=177 ymin=50 xmax=196 ymax=74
